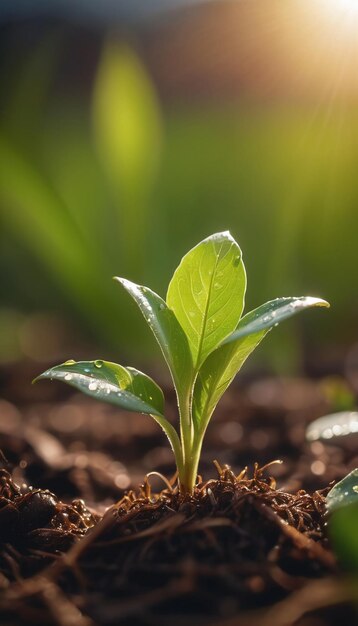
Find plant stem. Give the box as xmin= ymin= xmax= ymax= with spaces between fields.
xmin=178 ymin=389 xmax=196 ymax=494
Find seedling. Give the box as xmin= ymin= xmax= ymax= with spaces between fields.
xmin=36 ymin=232 xmax=329 ymax=494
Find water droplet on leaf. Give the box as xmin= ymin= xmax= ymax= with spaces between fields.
xmin=94 ymin=360 xmax=104 ymax=368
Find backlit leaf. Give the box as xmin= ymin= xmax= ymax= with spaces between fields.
xmin=193 ymin=296 xmax=329 ymax=430
xmin=222 ymin=296 xmax=329 ymax=344
xmin=166 ymin=231 xmax=246 ymax=370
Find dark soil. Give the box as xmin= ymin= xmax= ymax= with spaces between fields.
xmin=0 ymin=366 xmax=357 ymax=626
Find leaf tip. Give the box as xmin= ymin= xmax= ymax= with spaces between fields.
xmin=312 ymin=297 xmax=330 ymax=309
xmin=31 ymin=371 xmax=47 ymax=385
xmin=113 ymin=276 xmax=133 ymax=291
xmin=204 ymin=230 xmax=234 ymax=244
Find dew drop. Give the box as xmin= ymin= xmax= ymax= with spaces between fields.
xmin=64 ymin=359 xmax=76 ymax=365
xmin=89 ymin=382 xmax=97 ymax=391
xmin=64 ymin=373 xmax=72 ymax=381
xmin=94 ymin=360 xmax=104 ymax=368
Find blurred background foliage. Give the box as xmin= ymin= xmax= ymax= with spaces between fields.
xmin=0 ymin=0 xmax=357 ymax=373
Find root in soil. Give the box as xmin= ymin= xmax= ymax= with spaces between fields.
xmin=1 ymin=459 xmax=355 ymax=626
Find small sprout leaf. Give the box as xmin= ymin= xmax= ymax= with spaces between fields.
xmin=193 ymin=297 xmax=328 ymax=431
xmin=222 ymin=296 xmax=330 ymax=344
xmin=328 ymin=469 xmax=358 ymax=572
xmin=329 ymin=501 xmax=358 ymax=573
xmin=35 ymin=360 xmax=183 ymax=468
xmin=114 ymin=278 xmax=193 ymax=397
xmin=326 ymin=468 xmax=358 ymax=514
xmin=35 ymin=360 xmax=164 ymax=417
xmin=306 ymin=411 xmax=358 ymax=442
xmin=166 ymin=231 xmax=246 ymax=370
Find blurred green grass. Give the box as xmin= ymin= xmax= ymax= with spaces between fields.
xmin=0 ymin=39 xmax=357 ymax=368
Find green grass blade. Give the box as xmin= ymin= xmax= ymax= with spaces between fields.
xmin=166 ymin=231 xmax=246 ymax=370
xmin=93 ymin=41 xmax=162 ymax=276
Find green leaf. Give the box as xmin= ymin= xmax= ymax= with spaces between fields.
xmin=329 ymin=501 xmax=358 ymax=573
xmin=93 ymin=41 xmax=161 ymax=193
xmin=114 ymin=278 xmax=193 ymax=395
xmin=166 ymin=231 xmax=246 ymax=370
xmin=193 ymin=329 xmax=267 ymax=430
xmin=93 ymin=42 xmax=162 ymax=274
xmin=326 ymin=468 xmax=358 ymax=514
xmin=35 ymin=359 xmax=164 ymax=416
xmin=0 ymin=133 xmax=121 ymax=347
xmin=222 ymin=296 xmax=330 ymax=344
xmin=323 ymin=469 xmax=358 ymax=572
xmin=193 ymin=296 xmax=329 ymax=430
xmin=35 ymin=359 xmax=184 ymax=470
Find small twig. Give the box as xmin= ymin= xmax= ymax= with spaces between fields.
xmin=94 ymin=512 xmax=186 ymax=546
xmin=260 ymin=576 xmax=358 ymax=626
xmin=254 ymin=500 xmax=335 ymax=569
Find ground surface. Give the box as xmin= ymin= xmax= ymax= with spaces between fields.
xmin=0 ymin=364 xmax=357 ymax=625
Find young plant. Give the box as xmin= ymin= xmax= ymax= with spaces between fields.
xmin=36 ymin=232 xmax=329 ymax=494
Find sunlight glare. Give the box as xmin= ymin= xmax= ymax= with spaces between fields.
xmin=325 ymin=0 xmax=358 ymax=15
